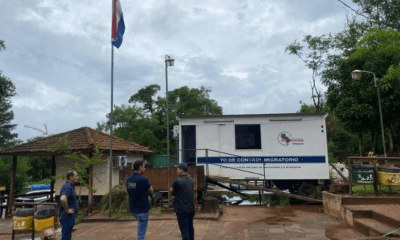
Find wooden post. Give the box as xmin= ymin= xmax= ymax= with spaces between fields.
xmin=373 ymin=160 xmax=378 ymax=195
xmin=88 ymin=151 xmax=93 ymax=213
xmin=9 ymin=155 xmax=17 ymax=214
xmin=50 ymin=156 xmax=56 ymax=202
xmin=348 ymin=156 xmax=352 ymax=195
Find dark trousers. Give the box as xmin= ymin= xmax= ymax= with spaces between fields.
xmin=60 ymin=218 xmax=75 ymax=240
xmin=176 ymin=211 xmax=195 ymax=240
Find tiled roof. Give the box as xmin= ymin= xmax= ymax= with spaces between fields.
xmin=0 ymin=127 xmax=152 ymax=155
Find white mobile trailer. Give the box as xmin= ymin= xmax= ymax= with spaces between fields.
xmin=178 ymin=113 xmax=330 ymax=197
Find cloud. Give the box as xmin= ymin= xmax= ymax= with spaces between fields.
xmin=0 ymin=0 xmax=357 ymax=142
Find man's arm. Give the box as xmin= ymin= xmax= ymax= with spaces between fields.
xmin=147 ymin=186 xmax=154 ymax=195
xmin=60 ymin=195 xmax=74 ymax=214
xmin=170 ymin=180 xmax=179 ymax=196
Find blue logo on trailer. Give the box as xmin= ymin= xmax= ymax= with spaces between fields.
xmin=197 ymin=156 xmax=326 ymax=164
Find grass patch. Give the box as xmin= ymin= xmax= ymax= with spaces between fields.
xmin=149 ymin=207 xmax=166 ymax=216
xmin=352 ymin=184 xmax=400 ymax=197
xmin=75 ymin=214 xmax=85 ymax=225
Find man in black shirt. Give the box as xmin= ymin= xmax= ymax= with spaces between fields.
xmin=169 ymin=163 xmax=195 ymax=240
xmin=127 ymin=160 xmax=154 ymax=240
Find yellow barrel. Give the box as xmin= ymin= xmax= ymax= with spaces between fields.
xmin=378 ymin=172 xmax=400 ymax=186
xmin=13 ymin=215 xmax=33 ymax=230
xmin=13 ymin=208 xmax=34 ymax=231
xmin=34 ymin=216 xmax=54 ymax=232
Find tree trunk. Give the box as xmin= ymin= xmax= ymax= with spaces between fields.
xmin=371 ymin=131 xmax=377 ymax=155
xmin=388 ymin=129 xmax=394 ymax=154
xmin=358 ymin=131 xmax=364 ymax=156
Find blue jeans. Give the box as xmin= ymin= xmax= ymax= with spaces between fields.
xmin=132 ymin=212 xmax=149 ymax=240
xmin=176 ymin=212 xmax=195 ymax=240
xmin=60 ymin=217 xmax=75 ymax=240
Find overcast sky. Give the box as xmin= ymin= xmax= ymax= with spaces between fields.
xmin=1 ymin=0 xmax=356 ymax=142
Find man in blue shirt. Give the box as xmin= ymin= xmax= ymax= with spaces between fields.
xmin=59 ymin=170 xmax=79 ymax=240
xmin=126 ymin=160 xmax=154 ymax=240
xmin=170 ymin=163 xmax=195 ymax=240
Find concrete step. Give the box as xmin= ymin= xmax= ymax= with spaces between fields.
xmin=372 ymin=210 xmax=400 ymax=229
xmin=353 ymin=218 xmax=400 ymax=238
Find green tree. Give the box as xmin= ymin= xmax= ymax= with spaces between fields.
xmin=349 ymin=29 xmax=400 ymax=154
xmin=337 ymin=0 xmax=400 ymax=31
xmin=0 ymin=40 xmax=27 ymax=194
xmin=98 ymin=85 xmax=223 ymax=155
xmin=0 ymin=40 xmax=18 ymax=148
xmin=129 ymin=84 xmax=160 ymax=114
xmin=0 ymin=157 xmax=30 ymax=195
xmin=286 ymin=35 xmax=334 ymax=112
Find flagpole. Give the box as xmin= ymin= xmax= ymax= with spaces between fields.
xmin=109 ymin=29 xmax=115 ymax=219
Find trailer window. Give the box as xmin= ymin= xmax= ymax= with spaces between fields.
xmin=235 ymin=124 xmax=261 ymax=149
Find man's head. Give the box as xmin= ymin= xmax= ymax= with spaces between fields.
xmin=177 ymin=163 xmax=188 ymax=176
xmin=67 ymin=170 xmax=79 ymax=184
xmin=133 ymin=160 xmax=145 ymax=174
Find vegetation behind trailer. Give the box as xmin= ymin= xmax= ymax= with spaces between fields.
xmin=178 ymin=113 xmax=330 ymax=198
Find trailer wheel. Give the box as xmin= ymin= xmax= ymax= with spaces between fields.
xmin=298 ymin=183 xmax=317 ymax=199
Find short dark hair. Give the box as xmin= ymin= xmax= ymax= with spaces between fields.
xmin=67 ymin=170 xmax=77 ymax=180
xmin=133 ymin=160 xmax=144 ymax=171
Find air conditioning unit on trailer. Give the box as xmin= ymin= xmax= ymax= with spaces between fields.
xmin=113 ymin=156 xmax=128 ymax=168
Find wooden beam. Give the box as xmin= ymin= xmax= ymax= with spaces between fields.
xmin=8 ymin=155 xmax=17 ymax=214
xmin=50 ymin=156 xmax=56 ymax=202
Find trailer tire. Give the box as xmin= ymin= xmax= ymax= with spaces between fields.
xmin=298 ymin=183 xmax=317 ymax=199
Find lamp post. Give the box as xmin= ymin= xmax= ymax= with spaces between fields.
xmin=165 ymin=55 xmax=175 ymax=208
xmin=351 ymin=70 xmax=387 ymax=157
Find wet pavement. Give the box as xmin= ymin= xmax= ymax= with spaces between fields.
xmin=0 ymin=205 xmax=364 ymax=239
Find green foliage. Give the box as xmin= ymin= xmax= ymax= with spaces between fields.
xmin=338 ymin=0 xmax=400 ymax=31
xmin=149 ymin=207 xmax=166 ymax=216
xmin=0 ymin=71 xmax=18 ymax=148
xmin=0 ymin=39 xmax=19 ymax=148
xmin=27 ymin=157 xmax=52 ymax=183
xmin=297 ymin=102 xmax=317 ymax=113
xmin=129 ymin=84 xmax=160 ymax=114
xmin=0 ymin=40 xmax=5 ymax=51
xmin=98 ymin=85 xmax=223 ymax=155
xmin=46 ymin=135 xmax=107 ymax=201
xmin=0 ymin=156 xmax=30 ymax=195
xmin=100 ymin=183 xmax=129 ymax=214
xmin=75 ymin=214 xmax=85 ymax=225
xmin=286 ymin=35 xmax=333 ymax=112
xmin=352 ymin=184 xmax=400 ymax=197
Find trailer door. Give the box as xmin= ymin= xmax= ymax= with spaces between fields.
xmin=182 ymin=125 xmax=196 ymax=165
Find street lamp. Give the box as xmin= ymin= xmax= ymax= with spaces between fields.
xmin=165 ymin=55 xmax=175 ymax=208
xmin=351 ymin=70 xmax=387 ymax=157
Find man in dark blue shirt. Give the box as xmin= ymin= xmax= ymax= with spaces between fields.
xmin=59 ymin=170 xmax=79 ymax=240
xmin=170 ymin=163 xmax=195 ymax=240
xmin=126 ymin=160 xmax=154 ymax=240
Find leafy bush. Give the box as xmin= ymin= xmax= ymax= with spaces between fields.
xmin=100 ymin=183 xmax=129 ymax=214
